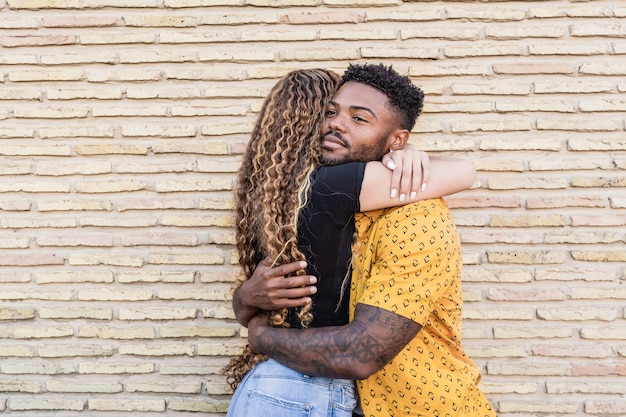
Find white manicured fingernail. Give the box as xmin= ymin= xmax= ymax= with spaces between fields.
xmin=399 ymin=194 xmax=405 ymax=202
xmin=410 ymin=191 xmax=416 ymax=199
xmin=421 ymin=183 xmax=427 ymax=192
xmin=387 ymin=161 xmax=396 ymax=170
xmin=391 ymin=189 xmax=397 ymax=198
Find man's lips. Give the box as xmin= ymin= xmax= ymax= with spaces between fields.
xmin=322 ymin=133 xmax=347 ymax=149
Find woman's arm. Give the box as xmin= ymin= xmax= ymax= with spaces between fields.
xmin=359 ymin=157 xmax=476 ymax=212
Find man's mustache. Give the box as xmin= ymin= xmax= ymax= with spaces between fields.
xmin=322 ymin=130 xmax=349 ymax=147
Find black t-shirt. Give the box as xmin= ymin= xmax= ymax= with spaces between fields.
xmin=294 ymin=162 xmax=366 ymax=328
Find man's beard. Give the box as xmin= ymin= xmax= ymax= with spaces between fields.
xmin=320 ymin=131 xmax=389 ymax=166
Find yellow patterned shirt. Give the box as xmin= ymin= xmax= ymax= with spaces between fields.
xmin=350 ymin=199 xmax=496 ymax=417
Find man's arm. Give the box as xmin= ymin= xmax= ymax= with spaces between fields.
xmin=247 ymin=303 xmax=422 ymax=380
xmin=232 ymin=256 xmax=317 ymax=326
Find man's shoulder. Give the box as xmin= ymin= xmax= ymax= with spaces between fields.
xmin=355 ymin=198 xmax=452 ymax=234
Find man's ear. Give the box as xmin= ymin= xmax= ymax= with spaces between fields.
xmin=388 ymin=128 xmax=410 ymax=151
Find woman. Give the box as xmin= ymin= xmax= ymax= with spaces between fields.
xmin=224 ymin=68 xmax=475 ymax=417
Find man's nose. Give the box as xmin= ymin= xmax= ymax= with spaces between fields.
xmin=328 ymin=114 xmax=346 ymax=132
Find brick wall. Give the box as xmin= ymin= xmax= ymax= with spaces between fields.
xmin=0 ymin=0 xmax=624 ymax=415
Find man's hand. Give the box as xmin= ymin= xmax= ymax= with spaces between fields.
xmin=381 ymin=144 xmax=430 ymax=201
xmin=232 ymin=256 xmax=317 ymax=327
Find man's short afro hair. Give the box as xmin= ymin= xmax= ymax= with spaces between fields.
xmin=342 ymin=63 xmax=424 ymax=132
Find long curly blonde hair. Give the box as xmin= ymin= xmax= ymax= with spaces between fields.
xmin=223 ymin=68 xmax=342 ymax=390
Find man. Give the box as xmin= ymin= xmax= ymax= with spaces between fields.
xmin=235 ymin=64 xmax=495 ymax=417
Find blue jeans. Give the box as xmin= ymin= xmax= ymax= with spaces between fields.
xmin=227 ymin=359 xmax=357 ymax=417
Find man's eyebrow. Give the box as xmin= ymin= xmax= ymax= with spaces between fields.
xmin=328 ymin=100 xmax=377 ymax=118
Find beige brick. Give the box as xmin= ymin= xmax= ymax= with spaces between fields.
xmin=0 ymin=253 xmax=66 ymax=266
xmin=118 ymin=307 xmax=196 ymax=321
xmin=580 ymin=326 xmax=626 ymax=340
xmin=2 ymin=34 xmax=76 ymax=47
xmin=161 ymin=212 xmax=233 ymax=227
xmin=0 ymin=270 xmax=31 ymax=284
xmin=8 ymin=68 xmax=83 ymax=82
xmin=35 ymin=161 xmax=112 ymax=176
xmin=462 ymin=308 xmax=534 ymax=320
xmin=0 ymin=236 xmax=30 ymax=248
xmin=462 ymin=268 xmax=531 ymax=283
xmin=580 ymin=61 xmax=626 ymax=75
xmin=199 ymin=196 xmax=236 ymax=210
xmin=494 ymin=62 xmax=575 ymax=75
xmin=0 ymin=15 xmax=39 ymax=28
xmin=534 ymin=79 xmax=614 ymax=93
xmin=452 ymin=117 xmax=532 ymax=132
xmin=490 ymin=214 xmax=565 ymax=227
xmin=160 ymin=325 xmax=234 ymax=338
xmin=7 ymin=0 xmax=81 ymax=7
xmin=39 ymin=125 xmax=114 ymax=138
xmin=118 ymin=343 xmax=194 ymax=356
xmin=60 ymin=212 xmax=127 ymax=232
xmin=148 ymin=252 xmax=225 ymax=265
xmin=0 ymin=379 xmax=41 ymax=393
xmin=534 ymin=43 xmax=609 ymax=56
xmin=544 ymin=231 xmax=620 ymax=244
xmin=121 ymin=232 xmax=199 ymax=247
xmin=69 ymin=252 xmax=144 ymax=267
xmin=0 ymin=325 xmax=73 ymax=338
xmin=83 ymin=0 xmax=158 ymax=7
xmin=92 ymin=105 xmax=168 ymax=117
xmin=360 ymin=46 xmax=438 ymax=60
xmin=498 ymin=401 xmax=578 ymax=414
xmin=121 ymin=124 xmax=197 ymax=137
xmin=537 ymin=307 xmax=619 ymax=321
xmin=74 ymin=180 xmax=147 ymax=193
xmin=118 ymin=271 xmax=194 ymax=283
xmin=155 ymin=178 xmax=232 ymax=192
xmin=168 ymin=398 xmax=229 ymax=413
xmin=38 ymin=344 xmax=115 ymax=357
xmin=47 ymin=379 xmax=123 ymax=393
xmin=119 ymin=50 xmax=195 ymax=63
xmin=78 ymin=325 xmax=155 ymax=339
xmin=80 ymin=32 xmax=155 ymax=44
xmin=1 ymin=361 xmax=75 ymax=374
xmin=465 ymin=345 xmax=527 ymax=358
xmin=402 ymin=27 xmax=481 ymax=41
xmin=158 ymin=287 xmax=230 ymax=301
xmin=480 ymin=380 xmax=537 ymax=394
xmin=159 ymin=362 xmax=224 ymax=375
xmin=0 ymin=144 xmax=71 ymax=156
xmin=10 ymin=398 xmax=84 ymax=411
xmin=37 ymin=199 xmax=113 ymax=212
xmin=487 ymin=177 xmax=567 ymax=190
xmin=0 ymin=343 xmax=35 ymax=358
xmin=152 ymin=140 xmax=229 ymax=155
xmin=41 ymin=51 xmax=117 ymax=65
xmin=569 ymin=138 xmax=626 ymax=151
xmin=487 ymin=250 xmax=566 ymax=264
xmin=116 ymin=197 xmax=195 ymax=211
xmin=87 ymin=68 xmax=162 ymax=82
xmin=123 ymin=15 xmax=198 ymax=27
xmin=87 ymin=398 xmax=165 ymax=412
xmin=34 ymin=270 xmax=113 ymax=284
xmin=75 ymin=144 xmax=149 ymax=155
xmin=0 ymin=307 xmax=35 ymax=320
xmin=47 ymin=87 xmax=122 ymax=100
xmin=535 ymin=267 xmax=617 ymax=282
xmin=77 ymin=288 xmax=152 ymax=301
xmin=488 ymin=288 xmax=567 ymax=301
xmin=0 ymin=88 xmax=42 ymax=100
xmin=488 ymin=361 xmax=568 ymax=376
xmin=444 ymin=43 xmax=523 ymax=58
xmin=42 ymin=15 xmax=118 ymax=27
xmin=493 ymin=326 xmax=572 ymax=339
xmin=39 ymin=307 xmax=112 ymax=320
xmin=78 ymin=361 xmax=154 ymax=374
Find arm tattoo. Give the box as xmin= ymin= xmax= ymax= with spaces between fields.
xmin=252 ymin=304 xmax=422 ymax=379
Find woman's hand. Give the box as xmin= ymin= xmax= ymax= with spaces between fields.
xmin=381 ymin=144 xmax=430 ymax=201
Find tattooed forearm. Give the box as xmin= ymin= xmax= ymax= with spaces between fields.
xmin=248 ymin=304 xmax=422 ymax=379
